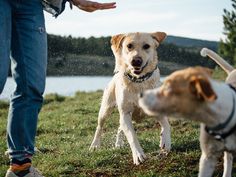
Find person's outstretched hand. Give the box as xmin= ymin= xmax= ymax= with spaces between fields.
xmin=71 ymin=0 xmax=116 ymax=12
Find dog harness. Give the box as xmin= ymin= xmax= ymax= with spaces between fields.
xmin=205 ymin=84 xmax=236 ymax=141
xmin=123 ymin=64 xmax=158 ymax=83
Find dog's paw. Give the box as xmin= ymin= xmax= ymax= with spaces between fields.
xmin=159 ymin=139 xmax=171 ymax=159
xmin=159 ymin=140 xmax=171 ymax=152
xmin=158 ymin=149 xmax=170 ymax=158
xmin=159 ymin=132 xmax=171 ymax=152
xmin=89 ymin=140 xmax=101 ymax=151
xmin=132 ymin=150 xmax=147 ymax=165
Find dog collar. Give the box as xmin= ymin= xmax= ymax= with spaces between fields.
xmin=123 ymin=64 xmax=158 ymax=83
xmin=205 ymin=84 xmax=236 ymax=141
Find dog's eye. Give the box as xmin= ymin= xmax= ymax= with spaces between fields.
xmin=127 ymin=43 xmax=133 ymax=50
xmin=143 ymin=44 xmax=150 ymax=50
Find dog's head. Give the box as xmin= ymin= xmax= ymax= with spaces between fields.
xmin=111 ymin=32 xmax=166 ymax=75
xmin=139 ymin=67 xmax=217 ymax=116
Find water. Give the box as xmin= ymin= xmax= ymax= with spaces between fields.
xmin=0 ymin=76 xmax=165 ymax=100
xmin=0 ymin=76 xmax=112 ymax=100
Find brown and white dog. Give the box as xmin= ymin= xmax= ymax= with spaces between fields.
xmin=89 ymin=32 xmax=171 ymax=165
xmin=139 ymin=48 xmax=236 ymax=177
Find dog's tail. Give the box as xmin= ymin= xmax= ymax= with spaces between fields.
xmin=200 ymin=48 xmax=234 ymax=74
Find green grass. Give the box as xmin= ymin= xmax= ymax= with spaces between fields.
xmin=0 ymin=91 xmax=235 ymax=177
xmin=212 ymin=66 xmax=228 ymax=81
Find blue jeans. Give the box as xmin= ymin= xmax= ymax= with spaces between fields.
xmin=0 ymin=0 xmax=47 ymax=160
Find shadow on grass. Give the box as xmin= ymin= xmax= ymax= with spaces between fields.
xmin=43 ymin=94 xmax=66 ymax=105
xmin=172 ymin=139 xmax=200 ymax=152
xmin=140 ymin=138 xmax=199 ymax=154
xmin=62 ymin=169 xmax=121 ymax=177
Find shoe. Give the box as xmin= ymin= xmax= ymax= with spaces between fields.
xmin=5 ymin=166 xmax=44 ymax=177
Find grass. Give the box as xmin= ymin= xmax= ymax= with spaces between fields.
xmin=212 ymin=66 xmax=228 ymax=81
xmin=0 ymin=68 xmax=235 ymax=176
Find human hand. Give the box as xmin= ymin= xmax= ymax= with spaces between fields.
xmin=71 ymin=0 xmax=116 ymax=12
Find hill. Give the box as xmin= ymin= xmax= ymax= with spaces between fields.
xmin=46 ymin=34 xmax=219 ymax=76
xmin=165 ymin=35 xmax=218 ymax=50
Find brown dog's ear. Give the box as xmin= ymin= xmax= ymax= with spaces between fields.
xmin=111 ymin=34 xmax=125 ymax=52
xmin=189 ymin=76 xmax=217 ymax=102
xmin=151 ymin=32 xmax=167 ymax=44
xmin=194 ymin=66 xmax=213 ymax=76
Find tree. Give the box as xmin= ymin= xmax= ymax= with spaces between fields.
xmin=219 ymin=0 xmax=236 ymax=64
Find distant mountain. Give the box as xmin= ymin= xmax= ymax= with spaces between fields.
xmin=165 ymin=35 xmax=219 ymax=51
xmin=45 ymin=34 xmax=218 ymax=76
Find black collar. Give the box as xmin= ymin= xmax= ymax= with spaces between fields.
xmin=228 ymin=83 xmax=236 ymax=92
xmin=205 ymin=84 xmax=236 ymax=141
xmin=123 ymin=64 xmax=158 ymax=83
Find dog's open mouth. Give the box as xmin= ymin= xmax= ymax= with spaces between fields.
xmin=133 ymin=62 xmax=148 ymax=75
xmin=133 ymin=68 xmax=142 ymax=75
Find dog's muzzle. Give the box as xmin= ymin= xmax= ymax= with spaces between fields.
xmin=131 ymin=57 xmax=145 ymax=75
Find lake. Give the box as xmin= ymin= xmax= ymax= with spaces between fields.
xmin=0 ymin=76 xmax=165 ymax=100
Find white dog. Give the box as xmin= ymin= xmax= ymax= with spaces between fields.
xmin=139 ymin=48 xmax=236 ymax=177
xmin=90 ymin=32 xmax=171 ymax=165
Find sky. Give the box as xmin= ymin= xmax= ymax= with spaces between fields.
xmin=44 ymin=0 xmax=232 ymax=41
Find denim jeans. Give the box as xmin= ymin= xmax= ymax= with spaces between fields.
xmin=0 ymin=0 xmax=47 ymax=160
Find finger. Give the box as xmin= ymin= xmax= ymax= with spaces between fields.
xmin=83 ymin=4 xmax=115 ymax=11
xmin=97 ymin=3 xmax=116 ymax=9
xmin=78 ymin=1 xmax=116 ymax=12
xmin=98 ymin=5 xmax=116 ymax=10
xmin=98 ymin=2 xmax=116 ymax=6
xmin=81 ymin=1 xmax=116 ymax=9
xmin=97 ymin=2 xmax=116 ymax=7
xmin=99 ymin=6 xmax=116 ymax=10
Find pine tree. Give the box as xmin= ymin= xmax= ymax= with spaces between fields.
xmin=219 ymin=0 xmax=236 ymax=64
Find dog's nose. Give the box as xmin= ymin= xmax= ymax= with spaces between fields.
xmin=139 ymin=92 xmax=143 ymax=98
xmin=131 ymin=57 xmax=143 ymax=67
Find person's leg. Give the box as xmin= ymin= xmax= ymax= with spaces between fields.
xmin=6 ymin=0 xmax=47 ymax=176
xmin=0 ymin=0 xmax=11 ymax=94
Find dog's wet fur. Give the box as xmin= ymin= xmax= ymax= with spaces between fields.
xmin=90 ymin=32 xmax=171 ymax=165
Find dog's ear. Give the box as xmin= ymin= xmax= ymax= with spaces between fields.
xmin=111 ymin=34 xmax=126 ymax=73
xmin=189 ymin=76 xmax=217 ymax=102
xmin=111 ymin=34 xmax=126 ymax=52
xmin=194 ymin=66 xmax=213 ymax=76
xmin=151 ymin=32 xmax=167 ymax=44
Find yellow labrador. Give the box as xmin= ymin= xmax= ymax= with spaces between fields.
xmin=90 ymin=32 xmax=171 ymax=165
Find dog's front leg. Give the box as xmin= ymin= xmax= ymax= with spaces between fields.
xmin=158 ymin=116 xmax=171 ymax=153
xmin=89 ymin=108 xmax=108 ymax=150
xmin=223 ymin=151 xmax=233 ymax=177
xmin=119 ymin=112 xmax=146 ymax=165
xmin=90 ymin=82 xmax=116 ymax=150
xmin=198 ymin=152 xmax=219 ymax=177
xmin=90 ymin=103 xmax=114 ymax=150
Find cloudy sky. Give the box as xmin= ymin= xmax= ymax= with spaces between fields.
xmin=44 ymin=0 xmax=232 ymax=41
